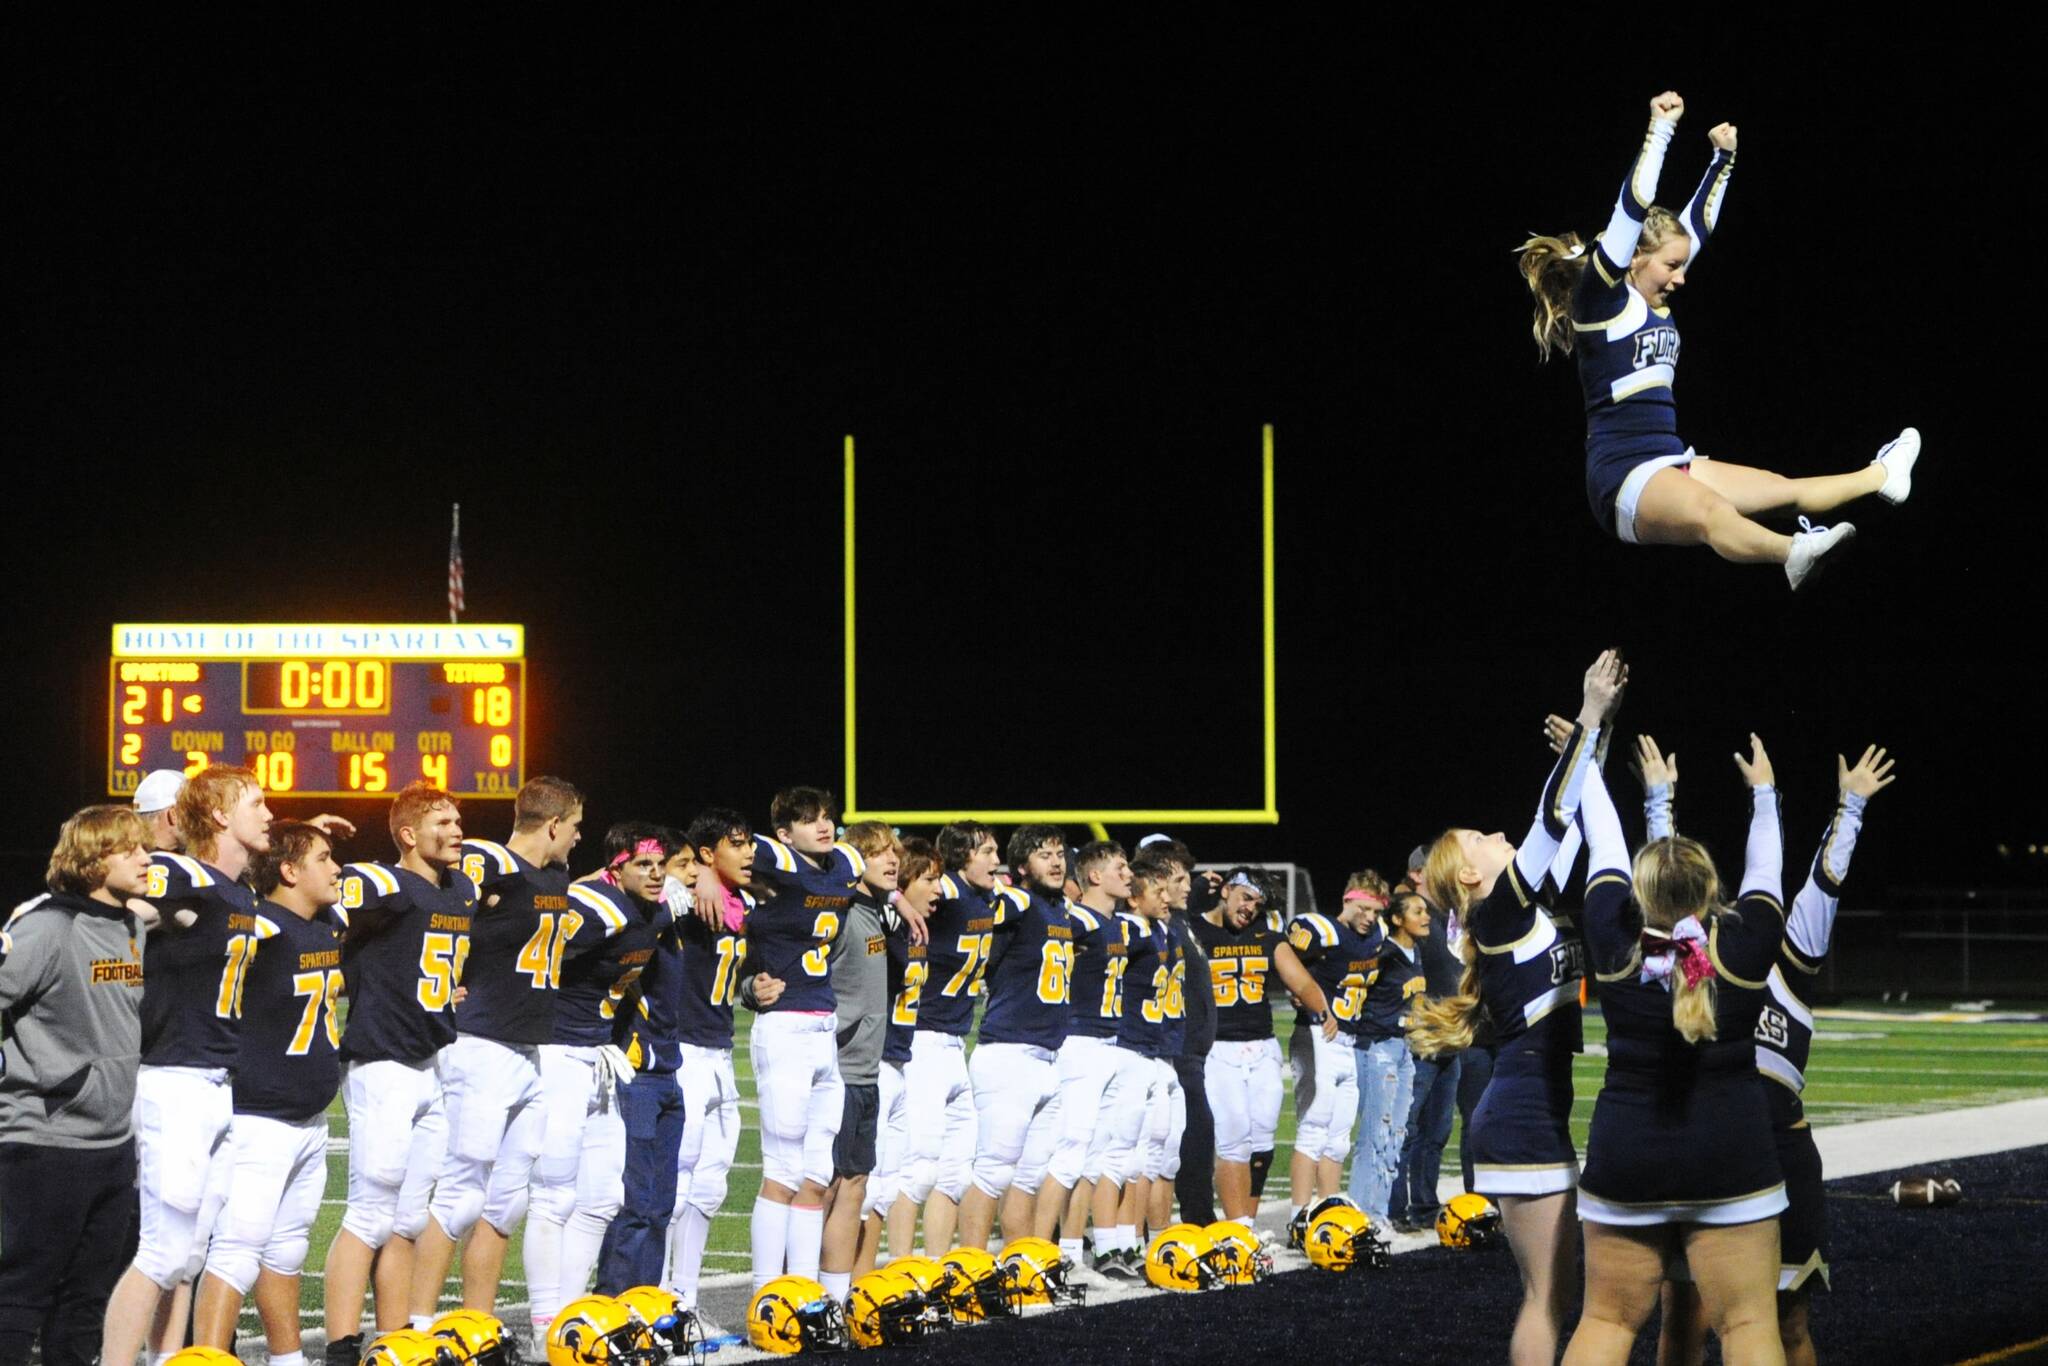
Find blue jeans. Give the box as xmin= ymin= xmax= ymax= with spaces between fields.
xmin=596 ymin=1068 xmax=684 ymax=1294
xmin=1346 ymin=1038 xmax=1414 ymax=1221
xmin=1390 ymin=1052 xmax=1460 ymax=1225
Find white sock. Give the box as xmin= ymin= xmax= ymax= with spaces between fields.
xmin=1112 ymin=1223 xmax=1136 ymax=1253
xmin=675 ymin=1205 xmax=714 ymax=1305
xmin=751 ymin=1198 xmax=791 ymax=1290
xmin=524 ymin=1211 xmax=563 ymax=1326
xmin=819 ymin=1269 xmax=852 ymax=1300
xmin=560 ymin=1208 xmax=610 ymax=1307
xmin=784 ymin=1204 xmax=825 ymax=1281
xmin=153 ymin=1355 xmax=177 ymax=1366
xmin=1059 ymin=1236 xmax=1083 ymax=1261
xmin=409 ymin=1315 xmax=434 ymax=1332
xmin=270 ymin=1352 xmax=306 ymax=1366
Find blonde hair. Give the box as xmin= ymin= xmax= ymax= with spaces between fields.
xmin=174 ymin=764 xmax=258 ymax=859
xmin=841 ymin=819 xmax=902 ymax=863
xmin=1407 ymin=829 xmax=1484 ymax=1057
xmin=1518 ymin=207 xmax=1686 ymax=360
xmin=1344 ymin=868 xmax=1390 ymax=901
xmin=47 ymin=805 xmax=151 ymax=895
xmin=1631 ymin=836 xmax=1729 ymax=1045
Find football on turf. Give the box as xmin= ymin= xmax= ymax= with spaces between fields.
xmin=1890 ymin=1176 xmax=1963 ymax=1207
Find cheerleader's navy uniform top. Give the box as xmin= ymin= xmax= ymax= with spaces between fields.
xmin=1576 ymin=758 xmax=1789 ymax=1226
xmin=1462 ymin=723 xmax=1599 ymax=1198
xmin=1575 ymin=114 xmax=1735 ymax=540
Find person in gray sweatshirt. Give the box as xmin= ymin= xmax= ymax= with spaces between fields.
xmin=0 ymin=805 xmax=151 ymax=1366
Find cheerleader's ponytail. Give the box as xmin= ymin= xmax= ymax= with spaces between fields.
xmin=1517 ymin=233 xmax=1588 ymax=360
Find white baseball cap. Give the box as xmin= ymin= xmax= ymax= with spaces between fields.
xmin=133 ymin=769 xmax=187 ymax=815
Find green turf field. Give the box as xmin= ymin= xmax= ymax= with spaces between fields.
xmin=279 ymin=1001 xmax=2048 ymax=1329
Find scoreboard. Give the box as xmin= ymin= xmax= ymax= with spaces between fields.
xmin=108 ymin=623 xmax=527 ymax=799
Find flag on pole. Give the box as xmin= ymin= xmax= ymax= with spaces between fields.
xmin=448 ymin=503 xmax=465 ymax=624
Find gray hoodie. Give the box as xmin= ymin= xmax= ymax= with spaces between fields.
xmin=0 ymin=891 xmax=145 ymax=1147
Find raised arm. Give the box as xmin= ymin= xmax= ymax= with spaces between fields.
xmin=1788 ymin=746 xmax=1895 ymax=959
xmin=1682 ymin=123 xmax=1738 ymax=265
xmin=1731 ymin=733 xmax=1783 ymax=900
xmin=1634 ymin=734 xmax=1678 ymax=840
xmin=1514 ymin=649 xmax=1627 ymax=889
xmin=1593 ymin=92 xmax=1684 ymax=278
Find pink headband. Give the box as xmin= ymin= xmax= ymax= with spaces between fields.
xmin=610 ymin=838 xmax=667 ymax=868
xmin=1343 ymin=890 xmax=1388 ymax=909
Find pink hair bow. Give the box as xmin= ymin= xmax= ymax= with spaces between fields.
xmin=1639 ymin=915 xmax=1713 ymax=990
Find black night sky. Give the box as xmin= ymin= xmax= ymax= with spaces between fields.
xmin=6 ymin=20 xmax=2042 ymax=901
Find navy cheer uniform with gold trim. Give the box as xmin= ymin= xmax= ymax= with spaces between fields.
xmin=334 ymin=861 xmax=479 ymax=1065
xmin=1574 ymin=116 xmax=1735 ymax=534
xmin=141 ymin=852 xmax=260 ymax=1069
xmin=1577 ymin=763 xmax=1790 ymax=1225
xmin=1755 ymin=790 xmax=1868 ymax=1290
xmin=1462 ymin=726 xmax=1598 ymax=1197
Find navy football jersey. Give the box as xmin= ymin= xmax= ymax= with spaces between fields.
xmin=913 ymin=873 xmax=1000 ymax=1037
xmin=674 ymin=891 xmax=750 ymax=1050
xmin=1064 ymin=900 xmax=1128 ymax=1041
xmin=1192 ymin=912 xmax=1288 ymax=1044
xmin=1359 ymin=938 xmax=1427 ymax=1042
xmin=142 ymin=852 xmax=261 ymax=1069
xmin=454 ymin=838 xmax=600 ymax=1046
xmin=232 ymin=904 xmax=345 ymax=1122
xmin=883 ymin=914 xmax=925 ymax=1066
xmin=976 ymin=885 xmax=1073 ymax=1052
xmin=1285 ymin=912 xmax=1385 ymax=1039
xmin=1115 ymin=913 xmax=1182 ymax=1059
xmin=333 ymin=861 xmax=478 ymax=1065
xmin=554 ymin=879 xmax=658 ymax=1048
xmin=738 ymin=836 xmax=862 ymax=1015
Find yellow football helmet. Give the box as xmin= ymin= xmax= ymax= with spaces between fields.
xmin=615 ymin=1285 xmax=701 ymax=1359
xmin=366 ymin=1330 xmax=463 ymax=1366
xmin=1305 ymin=1205 xmax=1391 ymax=1272
xmin=937 ymin=1246 xmax=1022 ymax=1321
xmin=165 ymin=1351 xmax=242 ymax=1366
xmin=999 ymin=1236 xmax=1086 ymax=1306
xmin=1203 ymin=1221 xmax=1273 ymax=1285
xmin=848 ymin=1268 xmax=941 ymax=1349
xmin=1144 ymin=1224 xmax=1228 ymax=1292
xmin=884 ymin=1255 xmax=958 ymax=1326
xmin=1286 ymin=1193 xmax=1360 ymax=1249
xmin=547 ymin=1295 xmax=658 ymax=1366
xmin=1437 ymin=1192 xmax=1503 ymax=1249
xmin=431 ymin=1310 xmax=511 ymax=1366
xmin=748 ymin=1275 xmax=849 ymax=1355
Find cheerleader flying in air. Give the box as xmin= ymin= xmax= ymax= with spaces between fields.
xmin=1520 ymin=91 xmax=1921 ymax=589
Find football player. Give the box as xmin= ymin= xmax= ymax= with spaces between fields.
xmin=958 ymin=825 xmax=1072 ymax=1251
xmin=522 ymin=834 xmax=664 ymax=1336
xmin=1051 ymin=840 xmax=1132 ymax=1269
xmin=661 ymin=809 xmax=761 ymax=1330
xmin=102 ymin=764 xmax=271 ymax=1366
xmin=591 ymin=824 xmax=689 ymax=1294
xmin=867 ymin=838 xmax=943 ymax=1265
xmin=1285 ymin=875 xmax=1385 ymax=1233
xmin=1087 ymin=859 xmax=1178 ymax=1277
xmin=190 ymin=822 xmax=346 ymax=1366
xmin=321 ymin=783 xmax=477 ymax=1364
xmin=1194 ymin=868 xmax=1328 ymax=1225
xmin=691 ymin=787 xmax=859 ymax=1289
xmin=889 ymin=821 xmax=1000 ymax=1254
xmin=408 ymin=777 xmax=587 ymax=1319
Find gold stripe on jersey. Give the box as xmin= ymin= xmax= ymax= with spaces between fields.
xmin=159 ymin=852 xmax=216 ymax=887
xmin=568 ymin=883 xmax=628 ymax=931
xmin=762 ymin=839 xmax=799 ymax=874
xmin=831 ymin=841 xmax=868 ymax=879
xmin=252 ymin=914 xmax=283 ymax=941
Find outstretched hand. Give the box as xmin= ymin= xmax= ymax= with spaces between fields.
xmin=1578 ymin=649 xmax=1628 ymax=728
xmin=1709 ymin=122 xmax=1737 ymax=153
xmin=1651 ymin=91 xmax=1685 ymax=123
xmin=1839 ymin=745 xmax=1897 ymax=799
xmin=1544 ymin=713 xmax=1574 ymax=756
xmin=1633 ymin=734 xmax=1678 ymax=789
xmin=1733 ymin=732 xmax=1775 ymax=788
